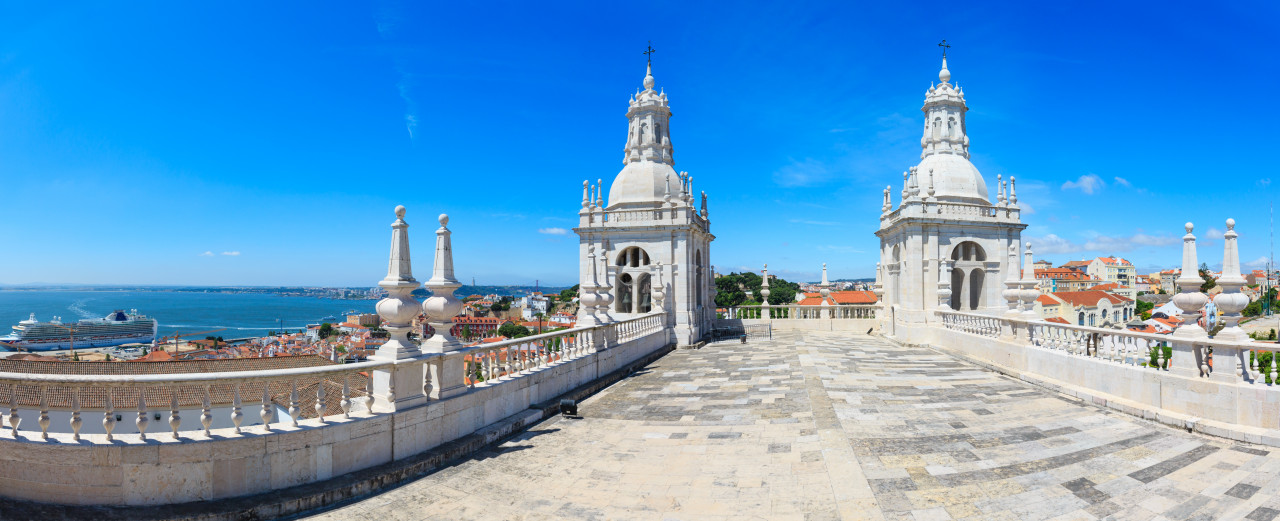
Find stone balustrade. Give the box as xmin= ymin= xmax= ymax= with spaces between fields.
xmin=715 ymin=304 xmax=879 ymax=332
xmin=0 ymin=312 xmax=667 ymax=506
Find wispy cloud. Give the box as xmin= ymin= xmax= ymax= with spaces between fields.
xmin=788 ymin=219 xmax=840 ymax=226
xmin=1245 ymin=256 xmax=1271 ymax=269
xmin=397 ymin=71 xmax=418 ymax=139
xmin=1260 ymin=178 xmax=1272 ymax=188
xmin=538 ymin=227 xmax=568 ymax=235
xmin=1061 ymin=174 xmax=1104 ymax=194
xmin=199 ymin=251 xmax=213 ymax=257
xmin=1019 ymin=202 xmax=1035 ymax=215
xmin=817 ymin=245 xmax=863 ymax=254
xmin=1029 ymin=232 xmax=1178 ymax=254
xmin=772 ymin=158 xmax=832 ymax=187
xmin=1113 ymin=176 xmax=1131 ymax=187
xmin=221 ymin=251 xmax=241 ymax=256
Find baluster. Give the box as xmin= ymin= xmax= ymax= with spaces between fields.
xmin=200 ymin=384 xmax=213 ymax=437
xmin=70 ymin=387 xmax=82 ymax=441
xmin=228 ymin=384 xmax=241 ymax=434
xmin=364 ymin=377 xmax=375 ymax=414
xmin=8 ymin=383 xmax=19 ymax=437
xmin=103 ymin=392 xmax=115 ymax=441
xmin=341 ymin=376 xmax=352 ymax=419
xmin=1271 ymin=351 xmax=1278 ymax=384
xmin=315 ymin=381 xmax=326 ymax=423
xmin=38 ymin=386 xmax=49 ymax=440
xmin=1251 ymin=350 xmax=1260 ymax=382
xmin=136 ymin=388 xmax=150 ymax=441
xmin=288 ymin=380 xmax=300 ymax=427
xmin=261 ymin=386 xmax=274 ymax=432
xmin=169 ymin=390 xmax=181 ymax=440
xmin=1155 ymin=344 xmax=1166 ymax=371
xmin=385 ymin=373 xmax=396 ymax=407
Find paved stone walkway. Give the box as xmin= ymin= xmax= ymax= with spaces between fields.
xmin=304 ymin=331 xmax=1280 ymax=521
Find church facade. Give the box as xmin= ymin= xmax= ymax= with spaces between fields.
xmin=875 ymin=57 xmax=1029 ymax=341
xmin=573 ymin=61 xmax=715 ymax=348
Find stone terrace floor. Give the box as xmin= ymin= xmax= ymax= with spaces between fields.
xmin=303 ymin=331 xmax=1280 ymax=521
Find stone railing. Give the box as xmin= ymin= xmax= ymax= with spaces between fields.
xmin=594 ymin=207 xmax=708 ymax=229
xmin=715 ymin=304 xmax=879 ymax=332
xmin=720 ymin=304 xmax=878 ymax=320
xmin=0 ymin=312 xmax=667 ymax=506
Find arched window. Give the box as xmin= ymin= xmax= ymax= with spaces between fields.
xmin=1078 ymin=312 xmax=1085 ymax=325
xmin=968 ymin=269 xmax=984 ymax=310
xmin=639 ymin=123 xmax=647 ymax=143
xmin=616 ymin=247 xmax=650 ymax=267
xmin=617 ymin=273 xmax=634 ymax=313
xmin=637 ymin=274 xmax=652 ymax=313
xmin=950 ymin=268 xmax=964 ymax=310
xmin=950 ymin=241 xmax=987 ymax=310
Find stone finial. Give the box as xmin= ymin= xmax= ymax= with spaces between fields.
xmin=582 ymin=180 xmax=590 ymax=208
xmin=643 ymin=61 xmax=654 ymax=91
xmin=1215 ymin=218 xmax=1250 ymax=342
xmin=421 ymin=214 xmax=464 ymax=354
xmin=596 ymin=179 xmax=604 ymax=207
xmin=901 ymin=171 xmax=909 ymax=200
xmin=939 ymin=57 xmax=951 ymax=83
xmin=882 ymin=186 xmax=891 ymax=212
xmin=375 ymin=206 xmax=423 ymax=361
xmin=1172 ymin=222 xmax=1209 ymax=339
xmin=664 ymin=173 xmax=673 ymax=207
xmin=1003 ymin=241 xmax=1021 ymax=315
xmin=687 ymin=176 xmax=695 ymax=204
xmin=997 ymin=174 xmax=1005 ymax=205
xmin=1008 ymin=176 xmax=1017 ymax=206
xmin=819 ymin=263 xmax=831 ymax=304
xmin=595 ymin=241 xmax=614 ymax=324
xmin=760 ymin=263 xmax=771 ymax=306
xmin=1019 ymin=242 xmax=1040 ymax=316
xmin=577 ymin=244 xmax=603 ymax=327
xmin=927 ymin=169 xmax=936 ymax=198
xmin=382 ymin=205 xmax=416 ymax=287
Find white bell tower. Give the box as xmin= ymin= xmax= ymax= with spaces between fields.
xmin=574 ymin=54 xmax=714 ymax=348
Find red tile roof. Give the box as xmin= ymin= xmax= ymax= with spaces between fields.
xmin=1050 ymin=290 xmax=1132 ymax=307
xmin=797 ymin=290 xmax=878 ymax=306
xmin=1045 ymin=317 xmax=1070 ymax=324
xmin=1037 ymin=295 xmax=1061 ymax=306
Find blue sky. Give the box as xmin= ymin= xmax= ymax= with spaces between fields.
xmin=0 ymin=1 xmax=1274 ymax=286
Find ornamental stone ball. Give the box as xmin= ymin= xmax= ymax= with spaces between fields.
xmin=439 ymin=213 xmax=449 ymax=226
xmin=1227 ymin=218 xmax=1236 ymax=230
xmin=1186 ymin=222 xmax=1194 ymax=233
xmin=376 ymin=296 xmax=420 ymax=325
xmin=395 ymin=205 xmax=406 ymax=219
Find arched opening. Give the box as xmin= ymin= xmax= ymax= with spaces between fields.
xmin=617 ymin=273 xmax=634 ymax=313
xmin=695 ymin=250 xmax=703 ymax=306
xmin=1078 ymin=312 xmax=1085 ymax=325
xmin=637 ymin=273 xmax=652 ymax=313
xmin=950 ymin=241 xmax=987 ymax=311
xmin=950 ymin=268 xmax=964 ymax=310
xmin=968 ymin=269 xmax=984 ymax=310
xmin=616 ymin=247 xmax=650 ymax=268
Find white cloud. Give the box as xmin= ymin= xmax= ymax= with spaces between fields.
xmin=221 ymin=251 xmax=240 ymax=256
xmin=773 ymin=158 xmax=832 ymax=187
xmin=1245 ymin=256 xmax=1271 ymax=269
xmin=1113 ymin=176 xmax=1131 ymax=187
xmin=1028 ymin=232 xmax=1179 ymax=255
xmin=538 ymin=227 xmax=568 ymax=235
xmin=1203 ymin=228 xmax=1224 ymax=240
xmin=1259 ymin=178 xmax=1272 ymax=188
xmin=1019 ymin=202 xmax=1035 ymax=215
xmin=1062 ymin=174 xmax=1105 ymax=194
xmin=199 ymin=251 xmax=213 ymax=257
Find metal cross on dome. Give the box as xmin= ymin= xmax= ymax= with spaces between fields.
xmin=938 ymin=39 xmax=950 ymax=58
xmin=644 ymin=42 xmax=656 ymax=64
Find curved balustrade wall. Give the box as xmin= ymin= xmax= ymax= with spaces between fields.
xmin=714 ymin=304 xmax=879 ymax=332
xmin=0 ymin=313 xmax=668 ymax=506
xmin=925 ymin=310 xmax=1280 ymax=444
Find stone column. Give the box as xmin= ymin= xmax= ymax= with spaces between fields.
xmin=1002 ymin=242 xmax=1021 ymax=316
xmin=372 ymin=206 xmax=427 ymax=411
xmin=820 ymin=263 xmax=832 ymax=321
xmin=421 ymin=214 xmax=467 ymax=400
xmin=1019 ymin=243 xmax=1040 ymax=318
xmin=1171 ymin=222 xmax=1209 ymax=376
xmin=1215 ymin=219 xmax=1249 ymax=342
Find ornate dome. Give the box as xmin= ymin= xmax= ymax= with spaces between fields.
xmin=917 ymin=153 xmax=988 ymax=204
xmin=608 ymin=160 xmax=678 ymax=208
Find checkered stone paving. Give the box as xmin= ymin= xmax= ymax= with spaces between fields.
xmin=305 ymin=330 xmax=1280 ymax=521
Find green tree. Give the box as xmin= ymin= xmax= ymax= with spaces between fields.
xmin=1198 ymin=269 xmax=1216 ymax=293
xmin=462 ymin=325 xmax=473 ymax=341
xmin=319 ymin=322 xmax=336 ymax=339
xmin=498 ymin=322 xmax=531 ymax=339
xmin=560 ymin=286 xmax=578 ymax=302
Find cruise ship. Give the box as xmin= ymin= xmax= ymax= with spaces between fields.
xmin=0 ymin=310 xmax=158 ymax=351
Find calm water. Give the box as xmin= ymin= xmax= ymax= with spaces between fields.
xmin=0 ymin=290 xmax=377 ymax=339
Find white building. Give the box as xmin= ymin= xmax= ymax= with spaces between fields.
xmin=519 ymin=293 xmax=550 ymax=320
xmin=875 ymin=56 xmax=1028 ymax=340
xmin=573 ymin=60 xmax=715 ymax=348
